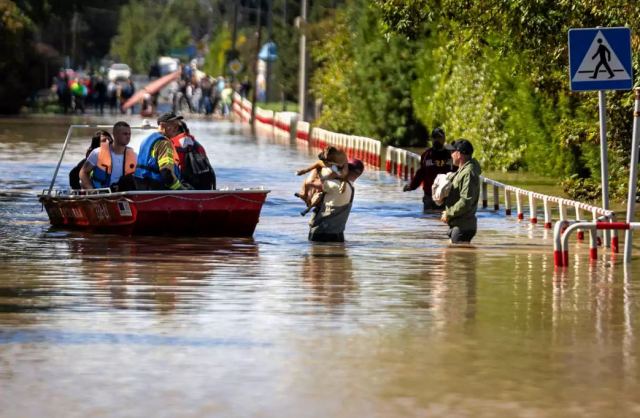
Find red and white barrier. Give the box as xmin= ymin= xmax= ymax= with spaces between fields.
xmin=273 ymin=111 xmax=298 ymax=141
xmin=384 ymin=146 xmax=420 ymax=180
xmin=306 ymin=128 xmax=381 ymax=167
xmin=296 ymin=120 xmax=310 ymax=141
xmin=555 ymin=221 xmax=640 ymax=268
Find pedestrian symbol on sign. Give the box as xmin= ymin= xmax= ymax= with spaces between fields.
xmin=590 ymin=38 xmax=614 ymax=79
xmin=571 ymin=30 xmax=631 ymax=83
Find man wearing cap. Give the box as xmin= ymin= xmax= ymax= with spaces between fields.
xmin=134 ymin=112 xmax=188 ymax=190
xmin=441 ymin=139 xmax=482 ymax=244
xmin=403 ymin=127 xmax=454 ymax=211
xmin=308 ymin=158 xmax=365 ymax=242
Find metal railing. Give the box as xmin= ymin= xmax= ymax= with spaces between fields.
xmin=233 ymin=96 xmax=627 ymax=259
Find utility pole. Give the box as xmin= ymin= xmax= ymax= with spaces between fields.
xmin=232 ymin=2 xmax=239 ymax=51
xmin=71 ymin=10 xmax=78 ymax=68
xmin=298 ymin=0 xmax=308 ymax=121
xmin=229 ymin=1 xmax=239 ymax=83
xmin=265 ymin=0 xmax=273 ymax=103
xmin=250 ymin=0 xmax=263 ymax=134
xmin=281 ymin=0 xmax=287 ymax=110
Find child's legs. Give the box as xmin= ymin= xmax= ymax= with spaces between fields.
xmin=300 ymin=171 xmax=321 ymax=197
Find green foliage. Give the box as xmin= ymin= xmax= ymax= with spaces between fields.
xmin=374 ymin=0 xmax=432 ymax=40
xmin=0 ymin=0 xmax=41 ymax=113
xmin=110 ymin=0 xmax=198 ymax=72
xmin=271 ymin=0 xmax=300 ymax=102
xmin=204 ymin=23 xmax=232 ymax=77
xmin=311 ymin=0 xmax=424 ymax=146
xmin=309 ymin=9 xmax=359 ymax=133
xmin=309 ymin=0 xmax=640 ymax=201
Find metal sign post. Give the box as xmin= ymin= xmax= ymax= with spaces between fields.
xmin=625 ymin=89 xmax=640 ymax=263
xmin=569 ymin=27 xmax=633 ymax=251
xmin=598 ymin=90 xmax=611 ymax=247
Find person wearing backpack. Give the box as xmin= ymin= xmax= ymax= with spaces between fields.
xmin=169 ymin=120 xmax=216 ymax=190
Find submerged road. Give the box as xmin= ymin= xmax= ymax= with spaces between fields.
xmin=0 ymin=115 xmax=639 ymax=417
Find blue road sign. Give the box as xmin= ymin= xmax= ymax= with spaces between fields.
xmin=568 ymin=27 xmax=633 ymax=91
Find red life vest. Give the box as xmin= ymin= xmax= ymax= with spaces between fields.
xmin=170 ymin=132 xmax=206 ymax=171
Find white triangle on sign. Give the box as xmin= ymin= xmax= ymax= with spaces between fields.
xmin=572 ymin=30 xmax=631 ymax=82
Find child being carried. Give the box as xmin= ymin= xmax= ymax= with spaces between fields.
xmin=295 ymin=146 xmax=349 ymax=216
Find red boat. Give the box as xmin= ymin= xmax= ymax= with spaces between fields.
xmin=39 ymin=124 xmax=270 ymax=236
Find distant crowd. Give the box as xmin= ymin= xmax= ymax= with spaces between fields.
xmin=51 ymin=61 xmax=252 ymax=118
xmin=52 ymin=69 xmax=136 ymax=116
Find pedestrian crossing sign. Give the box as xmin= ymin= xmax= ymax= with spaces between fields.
xmin=569 ymin=27 xmax=633 ymax=91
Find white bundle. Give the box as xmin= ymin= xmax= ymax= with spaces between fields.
xmin=432 ymin=172 xmax=456 ymax=205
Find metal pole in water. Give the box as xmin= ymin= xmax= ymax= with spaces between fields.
xmin=47 ymin=126 xmax=76 ymax=195
xmin=598 ymin=90 xmax=611 ymax=248
xmin=624 ymin=88 xmax=640 ymax=263
xmin=297 ymin=0 xmax=308 ymax=121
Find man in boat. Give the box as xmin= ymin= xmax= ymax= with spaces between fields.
xmin=440 ymin=139 xmax=482 ymax=244
xmin=134 ymin=112 xmax=189 ymax=190
xmin=308 ymin=158 xmax=364 ymax=242
xmin=79 ymin=121 xmax=137 ymax=191
xmin=403 ymin=127 xmax=454 ymax=212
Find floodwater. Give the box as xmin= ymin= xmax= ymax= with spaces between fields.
xmin=1 ymin=115 xmax=639 ymax=418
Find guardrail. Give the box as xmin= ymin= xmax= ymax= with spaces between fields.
xmin=554 ymin=221 xmax=640 ymax=267
xmin=233 ymin=95 xmax=624 ymax=259
xmin=384 ymin=145 xmax=617 ymax=247
xmin=309 ymin=127 xmax=381 ymax=167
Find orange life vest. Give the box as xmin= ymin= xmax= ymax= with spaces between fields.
xmin=92 ymin=142 xmax=137 ymax=188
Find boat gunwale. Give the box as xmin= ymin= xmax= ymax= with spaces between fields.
xmin=38 ymin=189 xmax=271 ymax=201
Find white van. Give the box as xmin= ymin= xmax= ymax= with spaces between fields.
xmin=107 ymin=63 xmax=131 ymax=81
xmin=158 ymin=56 xmax=180 ymax=76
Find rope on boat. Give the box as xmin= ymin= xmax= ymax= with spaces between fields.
xmin=120 ymin=193 xmax=266 ymax=205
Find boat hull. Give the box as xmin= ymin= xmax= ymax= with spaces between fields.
xmin=39 ymin=190 xmax=269 ymax=236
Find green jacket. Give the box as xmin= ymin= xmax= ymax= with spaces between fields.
xmin=444 ymin=158 xmax=482 ymax=230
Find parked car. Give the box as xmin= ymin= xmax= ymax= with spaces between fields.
xmin=158 ymin=56 xmax=179 ymax=76
xmin=108 ymin=63 xmax=131 ymax=81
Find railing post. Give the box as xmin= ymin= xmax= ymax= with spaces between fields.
xmin=482 ymin=181 xmax=488 ymax=208
xmin=529 ymin=194 xmax=537 ymax=224
xmin=385 ymin=147 xmax=391 ymax=172
xmin=505 ymin=189 xmax=512 ymax=216
xmin=516 ymin=192 xmax=523 ymax=220
xmin=592 ymin=209 xmax=601 ymax=246
xmin=553 ymin=220 xmax=569 ymax=268
xmin=589 ymin=228 xmax=598 ymax=261
xmin=493 ymin=185 xmax=500 ymax=211
xmin=559 ymin=201 xmax=567 ymax=222
xmin=575 ymin=204 xmax=584 ymax=241
xmin=543 ymin=198 xmax=552 ymax=228
xmin=611 ymin=213 xmax=619 ymax=253
xmin=402 ymin=151 xmax=409 ymax=180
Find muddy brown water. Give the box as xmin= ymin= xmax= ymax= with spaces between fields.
xmin=0 ymin=115 xmax=639 ymax=418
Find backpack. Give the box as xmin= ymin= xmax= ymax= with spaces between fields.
xmin=182 ymin=146 xmax=216 ymax=190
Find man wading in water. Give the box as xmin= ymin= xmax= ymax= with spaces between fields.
xmin=440 ymin=139 xmax=481 ymax=244
xmin=308 ymin=158 xmax=364 ymax=242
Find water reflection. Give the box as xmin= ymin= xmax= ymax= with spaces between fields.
xmin=301 ymin=244 xmax=355 ymax=306
xmin=67 ymin=235 xmax=259 ymax=312
xmin=1 ymin=117 xmax=640 ymax=417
